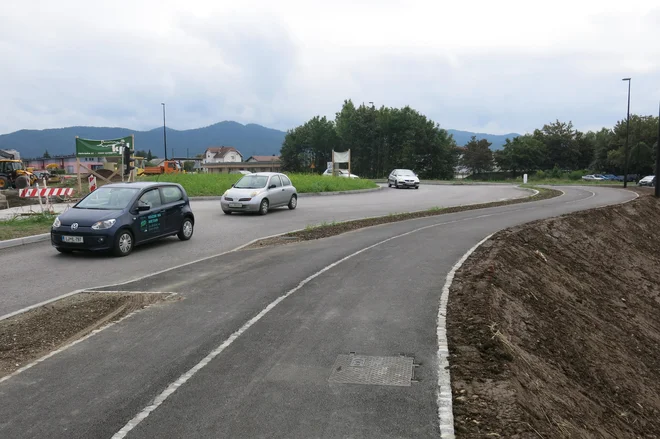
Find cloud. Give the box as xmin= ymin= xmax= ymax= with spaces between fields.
xmin=0 ymin=0 xmax=658 ymax=136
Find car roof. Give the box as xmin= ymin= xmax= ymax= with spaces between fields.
xmin=102 ymin=182 xmax=178 ymax=189
xmin=243 ymin=172 xmax=285 ymax=177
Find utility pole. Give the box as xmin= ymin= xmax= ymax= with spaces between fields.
xmin=622 ymin=78 xmax=631 ymax=188
xmin=161 ymin=103 xmax=168 ymax=160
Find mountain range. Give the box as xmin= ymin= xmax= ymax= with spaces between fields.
xmin=0 ymin=122 xmax=519 ymax=159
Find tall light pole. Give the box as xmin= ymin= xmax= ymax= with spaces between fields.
xmin=622 ymin=78 xmax=631 ymax=188
xmin=161 ymin=103 xmax=168 ymax=160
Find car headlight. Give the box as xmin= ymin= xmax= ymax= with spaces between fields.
xmin=53 ymin=217 xmax=61 ymax=228
xmin=91 ymin=219 xmax=116 ymax=230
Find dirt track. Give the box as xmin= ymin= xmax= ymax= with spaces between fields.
xmin=448 ymin=189 xmax=660 ymax=438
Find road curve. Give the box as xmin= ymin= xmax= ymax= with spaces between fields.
xmin=0 ymin=186 xmax=636 ymax=439
xmin=0 ymin=184 xmax=528 ymax=316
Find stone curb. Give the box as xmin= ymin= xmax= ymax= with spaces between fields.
xmin=0 ymin=233 xmax=50 ymax=250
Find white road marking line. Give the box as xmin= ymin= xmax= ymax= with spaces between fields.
xmin=111 ymin=210 xmax=517 ymax=438
xmin=436 ymin=234 xmax=493 ymax=439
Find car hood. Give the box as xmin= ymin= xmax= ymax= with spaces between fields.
xmin=58 ymin=208 xmax=124 ymax=227
xmin=397 ymin=175 xmax=419 ymax=181
xmin=224 ymin=187 xmax=267 ymax=198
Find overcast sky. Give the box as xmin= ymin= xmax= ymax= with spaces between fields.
xmin=1 ymin=0 xmax=659 ymax=136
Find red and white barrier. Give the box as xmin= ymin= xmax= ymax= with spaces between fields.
xmin=19 ymin=187 xmax=74 ymax=198
xmin=88 ymin=174 xmax=97 ymax=192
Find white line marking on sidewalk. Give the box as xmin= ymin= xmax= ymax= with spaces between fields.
xmin=436 ymin=234 xmax=493 ymax=439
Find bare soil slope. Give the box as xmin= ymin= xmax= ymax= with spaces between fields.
xmin=448 ymin=191 xmax=660 ymax=438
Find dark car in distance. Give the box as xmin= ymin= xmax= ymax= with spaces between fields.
xmin=51 ymin=182 xmax=195 ymax=256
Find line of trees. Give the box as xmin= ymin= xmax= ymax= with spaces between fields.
xmin=280 ymin=100 xmax=458 ymax=179
xmin=281 ymin=99 xmax=659 ymax=179
xmin=462 ymin=116 xmax=659 ymax=178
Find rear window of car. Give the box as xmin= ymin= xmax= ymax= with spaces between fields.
xmin=161 ymin=186 xmax=183 ymax=203
xmin=281 ymin=175 xmax=291 ymax=186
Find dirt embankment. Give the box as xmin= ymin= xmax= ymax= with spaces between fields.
xmin=448 ymin=191 xmax=660 ymax=438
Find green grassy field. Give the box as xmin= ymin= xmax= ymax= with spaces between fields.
xmin=0 ymin=214 xmax=55 ymax=241
xmin=139 ymin=173 xmax=378 ymax=196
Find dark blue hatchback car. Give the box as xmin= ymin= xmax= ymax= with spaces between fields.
xmin=51 ymin=182 xmax=195 ymax=256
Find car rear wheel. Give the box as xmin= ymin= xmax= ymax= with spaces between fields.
xmin=259 ymin=199 xmax=269 ymax=215
xmin=113 ymin=230 xmax=133 ymax=257
xmin=178 ymin=218 xmax=194 ymax=241
xmin=288 ymin=195 xmax=297 ymax=210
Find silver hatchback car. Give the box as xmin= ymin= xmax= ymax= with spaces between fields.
xmin=221 ymin=172 xmax=298 ymax=215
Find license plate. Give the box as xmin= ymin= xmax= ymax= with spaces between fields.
xmin=62 ymin=236 xmax=83 ymax=243
xmin=228 ymin=203 xmax=242 ymax=208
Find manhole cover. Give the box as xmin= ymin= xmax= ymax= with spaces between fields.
xmin=328 ymin=354 xmax=414 ymax=387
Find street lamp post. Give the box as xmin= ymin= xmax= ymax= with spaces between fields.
xmin=622 ymin=78 xmax=631 ymax=188
xmin=161 ymin=103 xmax=168 ymax=160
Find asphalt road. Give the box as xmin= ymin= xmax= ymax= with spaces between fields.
xmin=0 ymin=184 xmax=528 ymax=316
xmin=0 ymin=186 xmax=636 ymax=438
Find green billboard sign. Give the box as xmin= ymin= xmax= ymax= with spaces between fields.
xmin=75 ymin=136 xmax=133 ymax=157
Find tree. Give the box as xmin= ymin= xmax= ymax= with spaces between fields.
xmin=183 ymin=161 xmax=195 ymax=172
xmin=282 ymin=100 xmax=458 ymax=180
xmin=461 ymin=136 xmax=493 ymax=174
xmin=43 ymin=150 xmax=51 ymax=158
xmin=534 ymin=120 xmax=579 ymax=170
xmin=135 ymin=150 xmax=148 ymax=158
xmin=280 ymin=116 xmax=338 ymax=173
xmin=147 ymin=150 xmax=154 ymax=161
xmin=494 ymin=135 xmax=546 ymax=176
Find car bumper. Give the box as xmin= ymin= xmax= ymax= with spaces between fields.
xmin=51 ymin=229 xmax=114 ymax=251
xmin=220 ymin=199 xmax=262 ymax=212
xmin=396 ymin=181 xmax=419 ymax=187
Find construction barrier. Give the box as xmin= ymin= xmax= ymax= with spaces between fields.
xmin=88 ymin=174 xmax=97 ymax=192
xmin=19 ymin=187 xmax=74 ymax=198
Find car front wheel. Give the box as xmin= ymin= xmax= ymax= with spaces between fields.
xmin=113 ymin=230 xmax=134 ymax=257
xmin=178 ymin=218 xmax=194 ymax=241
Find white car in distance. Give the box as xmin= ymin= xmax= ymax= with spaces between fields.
xmin=322 ymin=169 xmax=360 ymax=178
xmin=388 ymin=169 xmax=420 ymax=189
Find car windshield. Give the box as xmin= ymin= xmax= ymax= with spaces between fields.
xmin=234 ymin=175 xmax=268 ymax=188
xmin=75 ymin=187 xmax=139 ymax=210
xmin=399 ymin=170 xmax=415 ymax=176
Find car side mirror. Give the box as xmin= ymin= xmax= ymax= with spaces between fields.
xmin=268 ymin=184 xmax=276 ymax=189
xmin=136 ymin=204 xmax=150 ymax=212
xmin=231 ymin=184 xmax=234 ymax=187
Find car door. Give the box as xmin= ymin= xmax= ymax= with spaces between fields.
xmin=279 ymin=174 xmax=295 ymax=201
xmin=268 ymin=175 xmax=286 ymax=206
xmin=134 ymin=188 xmax=166 ymax=242
xmin=159 ymin=185 xmax=186 ymax=233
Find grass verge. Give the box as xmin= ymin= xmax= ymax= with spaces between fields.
xmin=245 ymin=186 xmax=562 ymax=248
xmin=139 ymin=173 xmax=378 ymax=196
xmin=0 ymin=214 xmax=55 ymax=241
